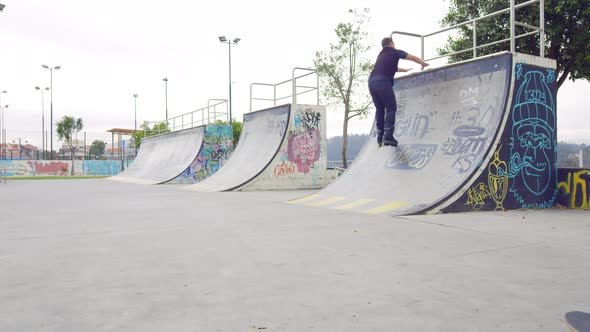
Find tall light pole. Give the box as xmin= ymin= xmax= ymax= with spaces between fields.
xmin=1 ymin=104 xmax=8 ymax=160
xmin=42 ymin=64 xmax=61 ymax=159
xmin=133 ymin=93 xmax=138 ymax=156
xmin=162 ymin=78 xmax=168 ymax=127
xmin=12 ymin=138 xmax=27 ymax=160
xmin=0 ymin=90 xmax=5 ymax=159
xmin=35 ymin=86 xmax=50 ymax=160
xmin=218 ymin=36 xmax=241 ymax=124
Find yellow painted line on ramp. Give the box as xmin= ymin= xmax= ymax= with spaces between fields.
xmin=306 ymin=196 xmax=346 ymax=207
xmin=332 ymin=198 xmax=376 ymax=210
xmin=363 ymin=201 xmax=409 ymax=214
xmin=288 ymin=194 xmax=321 ymax=204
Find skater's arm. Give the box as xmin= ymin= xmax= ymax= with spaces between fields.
xmin=405 ymin=54 xmax=430 ymax=70
xmin=397 ymin=67 xmax=411 ymax=73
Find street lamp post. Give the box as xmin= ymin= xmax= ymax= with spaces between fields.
xmin=35 ymin=86 xmax=50 ymax=160
xmin=1 ymin=104 xmax=8 ymax=160
xmin=0 ymin=90 xmax=5 ymax=160
xmin=133 ymin=93 xmax=138 ymax=156
xmin=12 ymin=138 xmax=27 ymax=160
xmin=42 ymin=64 xmax=61 ymax=159
xmin=162 ymin=78 xmax=168 ymax=127
xmin=218 ymin=36 xmax=241 ymax=125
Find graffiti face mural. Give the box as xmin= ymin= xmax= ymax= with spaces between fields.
xmin=504 ymin=68 xmax=557 ymax=207
xmin=443 ymin=63 xmax=558 ymax=213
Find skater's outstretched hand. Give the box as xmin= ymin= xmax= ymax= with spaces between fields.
xmin=405 ymin=54 xmax=430 ymax=71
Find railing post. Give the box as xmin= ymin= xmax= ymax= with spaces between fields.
xmin=316 ymin=71 xmax=320 ymax=105
xmin=420 ymin=36 xmax=425 ymax=60
xmin=249 ymin=83 xmax=253 ymax=112
xmin=292 ymin=69 xmax=297 ymax=105
xmin=472 ymin=21 xmax=477 ymax=58
xmin=539 ymin=0 xmax=545 ymax=57
xmin=273 ymin=85 xmax=277 ymax=106
xmin=510 ymin=0 xmax=515 ymax=52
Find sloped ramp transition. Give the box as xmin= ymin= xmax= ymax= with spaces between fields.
xmin=291 ymin=53 xmax=513 ymax=214
xmin=187 ymin=103 xmax=329 ymax=192
xmin=291 ymin=52 xmax=558 ymax=215
xmin=109 ymin=126 xmax=205 ymax=185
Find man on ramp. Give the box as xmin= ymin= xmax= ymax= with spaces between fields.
xmin=369 ymin=37 xmax=429 ymax=146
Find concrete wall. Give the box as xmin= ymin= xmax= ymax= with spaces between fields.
xmin=0 ymin=160 xmax=133 ymax=176
xmin=442 ymin=53 xmax=558 ymax=212
xmin=557 ymin=168 xmax=590 ymax=210
xmin=243 ymin=104 xmax=329 ymax=190
xmin=167 ymin=125 xmax=233 ymax=184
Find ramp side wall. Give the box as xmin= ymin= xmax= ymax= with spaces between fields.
xmin=241 ymin=104 xmax=328 ymax=191
xmin=166 ymin=125 xmax=233 ymax=184
xmin=556 ymin=168 xmax=590 ymax=210
xmin=441 ymin=53 xmax=558 ymax=213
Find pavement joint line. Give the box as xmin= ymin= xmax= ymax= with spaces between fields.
xmin=455 ymin=241 xmax=544 ymax=258
xmin=393 ymin=216 xmax=508 ymax=235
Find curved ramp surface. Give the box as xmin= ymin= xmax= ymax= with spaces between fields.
xmin=187 ymin=105 xmax=291 ymax=191
xmin=291 ymin=53 xmax=513 ymax=215
xmin=110 ymin=126 xmax=205 ymax=184
xmin=187 ymin=104 xmax=329 ymax=192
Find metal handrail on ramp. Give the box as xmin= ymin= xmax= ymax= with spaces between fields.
xmin=249 ymin=67 xmax=320 ymax=112
xmin=391 ymin=0 xmax=545 ymax=61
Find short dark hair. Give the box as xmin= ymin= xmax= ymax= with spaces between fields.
xmin=381 ymin=37 xmax=393 ymax=48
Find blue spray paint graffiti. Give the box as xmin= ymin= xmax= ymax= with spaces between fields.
xmin=444 ymin=63 xmax=558 ymax=212
xmin=501 ymin=69 xmax=557 ymax=208
xmin=169 ymin=125 xmax=233 ymax=184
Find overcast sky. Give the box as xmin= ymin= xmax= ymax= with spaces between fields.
xmin=0 ymin=0 xmax=588 ymax=148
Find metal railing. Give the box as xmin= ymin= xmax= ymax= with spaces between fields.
xmin=144 ymin=99 xmax=228 ymax=137
xmin=391 ymin=0 xmax=545 ymax=62
xmin=250 ymin=67 xmax=320 ymax=112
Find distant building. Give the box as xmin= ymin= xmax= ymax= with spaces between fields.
xmin=0 ymin=143 xmax=38 ymax=160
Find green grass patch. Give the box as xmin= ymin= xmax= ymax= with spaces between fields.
xmin=7 ymin=175 xmax=111 ymax=180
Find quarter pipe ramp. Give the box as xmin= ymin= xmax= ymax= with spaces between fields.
xmin=291 ymin=52 xmax=558 ymax=215
xmin=187 ymin=104 xmax=329 ymax=192
xmin=109 ymin=124 xmax=232 ymax=185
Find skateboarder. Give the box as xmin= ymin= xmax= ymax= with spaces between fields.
xmin=369 ymin=37 xmax=429 ymax=146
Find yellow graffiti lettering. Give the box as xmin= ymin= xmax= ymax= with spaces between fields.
xmin=558 ymin=170 xmax=589 ymax=209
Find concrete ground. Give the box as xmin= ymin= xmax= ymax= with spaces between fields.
xmin=0 ymin=179 xmax=588 ymax=331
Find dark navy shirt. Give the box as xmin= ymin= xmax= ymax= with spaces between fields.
xmin=369 ymin=48 xmax=408 ymax=81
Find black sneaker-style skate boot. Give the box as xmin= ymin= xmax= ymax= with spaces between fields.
xmin=376 ymin=129 xmax=384 ymax=147
xmin=382 ymin=129 xmax=398 ymax=147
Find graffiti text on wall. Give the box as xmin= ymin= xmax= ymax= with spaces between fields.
xmin=557 ymin=169 xmax=590 ymax=209
xmin=386 ymin=144 xmax=437 ymax=170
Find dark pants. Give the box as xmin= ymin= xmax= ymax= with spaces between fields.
xmin=368 ymin=78 xmax=397 ymax=133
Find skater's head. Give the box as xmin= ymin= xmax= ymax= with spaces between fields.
xmin=381 ymin=37 xmax=395 ymax=49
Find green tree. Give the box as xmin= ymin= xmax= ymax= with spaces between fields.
xmin=214 ymin=119 xmax=242 ymax=145
xmin=56 ymin=116 xmax=83 ymax=174
xmin=150 ymin=122 xmax=170 ymax=136
xmin=314 ymin=8 xmax=373 ymax=168
xmin=89 ymin=140 xmax=106 ymax=159
xmin=440 ymin=0 xmax=590 ymax=90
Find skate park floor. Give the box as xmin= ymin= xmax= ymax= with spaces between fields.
xmin=1 ymin=179 xmax=588 ymax=331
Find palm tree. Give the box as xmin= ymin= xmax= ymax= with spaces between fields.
xmin=56 ymin=116 xmax=83 ymax=175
